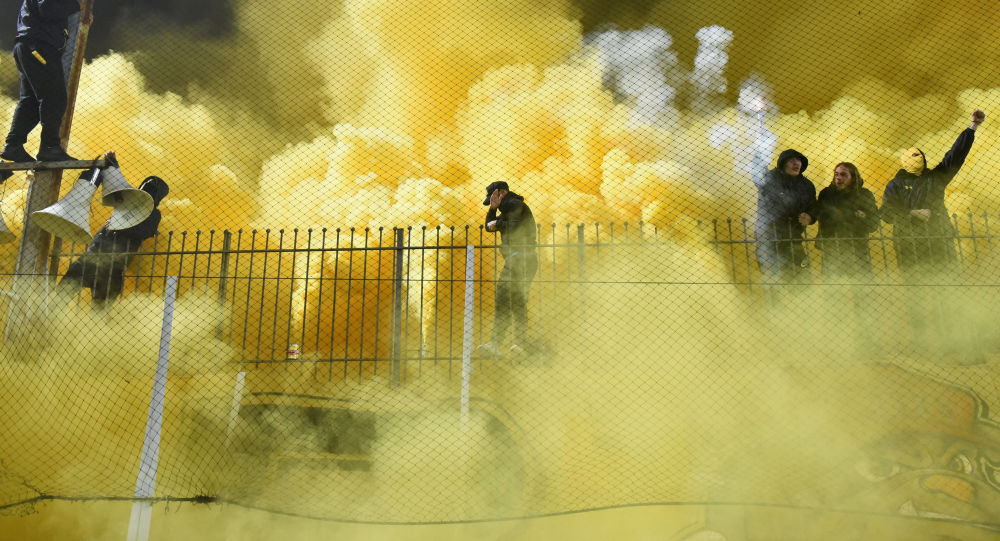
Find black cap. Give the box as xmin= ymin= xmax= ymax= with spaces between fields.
xmin=139 ymin=176 xmax=169 ymax=206
xmin=483 ymin=181 xmax=509 ymax=205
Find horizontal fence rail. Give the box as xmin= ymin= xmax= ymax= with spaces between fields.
xmin=6 ymin=215 xmax=997 ymax=380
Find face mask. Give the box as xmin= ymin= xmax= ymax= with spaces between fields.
xmin=902 ymin=147 xmax=925 ymax=175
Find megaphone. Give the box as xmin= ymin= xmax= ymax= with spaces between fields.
xmin=30 ymin=168 xmax=99 ymax=245
xmin=99 ymin=165 xmax=153 ymax=230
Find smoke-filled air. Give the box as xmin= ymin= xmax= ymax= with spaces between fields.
xmin=1 ymin=0 xmax=1000 ymax=540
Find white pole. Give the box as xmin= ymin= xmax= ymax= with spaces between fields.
xmin=126 ymin=276 xmax=177 ymax=541
xmin=225 ymin=371 xmax=246 ymax=446
xmin=460 ymin=245 xmax=475 ymax=421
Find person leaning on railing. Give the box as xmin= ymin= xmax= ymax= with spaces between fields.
xmin=475 ymin=180 xmax=538 ymax=359
xmin=750 ymin=144 xmax=817 ymax=283
xmin=57 ymin=152 xmax=169 ymax=310
xmin=814 ymin=162 xmax=880 ymax=279
xmin=879 ymin=109 xmax=985 ymax=279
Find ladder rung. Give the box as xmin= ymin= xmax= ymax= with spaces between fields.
xmin=0 ymin=158 xmax=107 ymax=172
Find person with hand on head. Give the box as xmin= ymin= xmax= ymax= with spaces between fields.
xmin=58 ymin=152 xmax=169 ymax=310
xmin=880 ymin=109 xmax=985 ymax=278
xmin=815 ymin=162 xmax=880 ymax=279
xmin=475 ymin=181 xmax=538 ymax=359
xmin=1 ymin=0 xmax=93 ymax=165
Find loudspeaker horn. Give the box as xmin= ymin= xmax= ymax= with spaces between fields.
xmin=100 ymin=165 xmax=153 ymax=230
xmin=30 ymin=169 xmax=99 ymax=245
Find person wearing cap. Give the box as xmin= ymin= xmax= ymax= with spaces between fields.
xmin=750 ymin=144 xmax=817 ymax=290
xmin=880 ymin=110 xmax=985 ymax=277
xmin=57 ymin=152 xmax=169 ymax=309
xmin=476 ymin=181 xmax=538 ymax=358
xmin=1 ymin=0 xmax=92 ymax=165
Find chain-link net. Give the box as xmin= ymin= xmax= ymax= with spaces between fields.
xmin=0 ymin=0 xmax=999 ymax=538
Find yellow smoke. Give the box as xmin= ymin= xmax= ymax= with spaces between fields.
xmin=2 ymin=0 xmax=1000 ymax=538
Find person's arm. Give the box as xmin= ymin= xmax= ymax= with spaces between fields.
xmin=858 ymin=190 xmax=881 ymax=233
xmin=493 ymin=197 xmax=527 ymax=233
xmin=880 ymin=181 xmax=902 ymax=224
xmin=931 ymin=110 xmax=985 ymax=184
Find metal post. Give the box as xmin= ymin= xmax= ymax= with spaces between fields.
xmin=390 ymin=228 xmax=405 ymax=386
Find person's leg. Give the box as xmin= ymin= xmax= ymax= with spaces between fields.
xmin=491 ymin=264 xmax=514 ymax=344
xmin=4 ymin=43 xmax=40 ymax=159
xmin=510 ymin=254 xmax=538 ymax=346
xmin=23 ymin=43 xmax=68 ymax=152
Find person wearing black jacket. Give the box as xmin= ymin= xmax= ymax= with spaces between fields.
xmin=880 ymin=110 xmax=985 ymax=278
xmin=815 ymin=162 xmax=880 ymax=278
xmin=476 ymin=181 xmax=538 ymax=358
xmin=1 ymin=0 xmax=91 ymax=165
xmin=59 ymin=156 xmax=168 ymax=309
xmin=750 ymin=146 xmax=817 ymax=283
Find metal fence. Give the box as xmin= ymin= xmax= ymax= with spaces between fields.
xmin=16 ymin=214 xmax=995 ymax=380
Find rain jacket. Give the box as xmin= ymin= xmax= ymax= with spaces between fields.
xmin=815 ymin=176 xmax=880 ymax=276
xmin=751 ymin=148 xmax=817 ymax=274
xmin=485 ymin=191 xmax=536 ymax=259
xmin=880 ymin=128 xmax=976 ymax=272
xmin=15 ymin=0 xmax=80 ymax=51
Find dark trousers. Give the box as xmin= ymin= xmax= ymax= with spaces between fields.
xmin=59 ymin=258 xmax=126 ymax=310
xmin=6 ymin=41 xmax=67 ymax=149
xmin=492 ymin=252 xmax=538 ymax=344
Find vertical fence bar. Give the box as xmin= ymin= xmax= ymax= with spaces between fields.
xmin=269 ymin=230 xmax=284 ymax=361
xmin=403 ymin=227 xmax=413 ymax=378
xmin=373 ymin=228 xmax=384 ymax=376
xmin=391 ymin=228 xmax=405 ymax=387
xmin=126 ymin=276 xmax=176 ymax=541
xmin=285 ymin=229 xmax=299 ymax=360
xmin=358 ymin=229 xmax=370 ymax=380
xmin=343 ymin=228 xmax=355 ymax=379
xmin=460 ymin=245 xmax=475 ymax=422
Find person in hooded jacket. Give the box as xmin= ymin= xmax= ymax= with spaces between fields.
xmin=58 ymin=153 xmax=169 ymax=309
xmin=750 ymin=146 xmax=817 ymax=283
xmin=815 ymin=162 xmax=880 ymax=278
xmin=475 ymin=181 xmax=538 ymax=358
xmin=880 ymin=110 xmax=985 ymax=278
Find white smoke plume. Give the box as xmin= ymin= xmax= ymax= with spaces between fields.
xmin=587 ymin=26 xmax=681 ymax=128
xmin=690 ymin=25 xmax=734 ymax=113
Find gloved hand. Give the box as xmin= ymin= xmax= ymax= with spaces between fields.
xmin=102 ymin=151 xmax=118 ymax=169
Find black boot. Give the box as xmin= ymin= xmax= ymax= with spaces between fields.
xmin=36 ymin=145 xmax=76 ymax=162
xmin=1 ymin=144 xmax=35 ymax=162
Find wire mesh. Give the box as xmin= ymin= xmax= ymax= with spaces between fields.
xmin=0 ymin=0 xmax=998 ymax=538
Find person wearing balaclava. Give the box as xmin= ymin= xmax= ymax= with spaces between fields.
xmin=750 ymin=140 xmax=818 ymax=292
xmin=880 ymin=110 xmax=985 ymax=277
xmin=881 ymin=110 xmax=985 ymax=360
xmin=58 ymin=152 xmax=169 ymax=310
xmin=475 ymin=181 xmax=538 ymax=359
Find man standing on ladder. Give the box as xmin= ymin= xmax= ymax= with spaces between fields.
xmin=1 ymin=0 xmax=92 ymax=165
